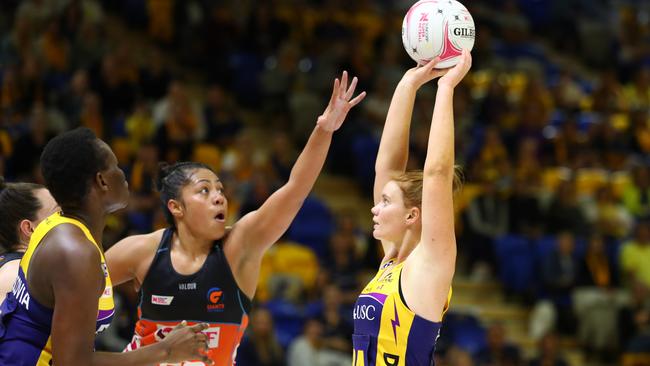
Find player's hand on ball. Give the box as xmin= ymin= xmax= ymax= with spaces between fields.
xmin=402 ymin=56 xmax=450 ymax=89
xmin=438 ymin=49 xmax=472 ymax=89
xmin=317 ymin=71 xmax=366 ymax=132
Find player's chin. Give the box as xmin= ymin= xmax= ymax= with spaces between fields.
xmin=372 ymin=228 xmax=383 ymax=241
xmin=208 ymin=221 xmax=227 ymax=238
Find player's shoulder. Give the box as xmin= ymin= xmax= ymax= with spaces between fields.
xmin=110 ymin=228 xmax=166 ymax=255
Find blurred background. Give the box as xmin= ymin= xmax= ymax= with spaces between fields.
xmin=0 ymin=0 xmax=649 ymax=365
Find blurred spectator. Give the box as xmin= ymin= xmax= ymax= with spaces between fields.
xmin=6 ymin=103 xmax=54 ymax=181
xmin=287 ymin=317 xmax=351 ymax=366
xmin=125 ymin=143 xmax=159 ymax=233
xmin=622 ymin=165 xmax=650 ymax=220
xmin=314 ymin=284 xmax=353 ymax=356
xmin=138 ymin=48 xmax=171 ymax=101
xmin=146 ymin=0 xmax=175 ymax=44
xmin=203 ymin=84 xmax=243 ymax=148
xmin=624 ymin=67 xmax=650 ymax=111
xmin=574 ymin=233 xmax=623 ymax=362
xmin=446 ymin=346 xmax=475 ymax=366
xmin=629 ymin=110 xmax=650 ymax=156
xmin=1 ymin=15 xmax=35 ymax=67
xmin=544 ymin=180 xmax=588 ymax=237
xmin=508 ymin=170 xmax=544 ymax=238
xmin=236 ymin=308 xmax=285 ymax=366
xmin=582 ymin=185 xmax=633 ymax=240
xmin=620 ymin=221 xmax=650 ymax=288
xmin=78 ymin=92 xmax=104 ymax=139
xmin=15 ymin=0 xmax=57 ymax=31
xmin=528 ymin=332 xmax=568 ymax=366
xmin=36 ymin=18 xmax=70 ymax=73
xmin=578 ymin=233 xmax=618 ymax=288
xmin=153 ymin=80 xmax=202 ymax=161
xmin=57 ymin=68 xmax=89 ymax=125
xmin=541 ymin=231 xmax=579 ymax=335
xmin=125 ymin=99 xmax=155 ymax=150
xmin=551 ymin=117 xmax=586 ymax=169
xmin=287 ymin=318 xmax=324 ymax=366
xmin=476 ymin=323 xmax=522 ymax=366
xmin=239 ymin=171 xmax=275 ymax=217
xmin=321 ymin=232 xmax=363 ymax=303
xmin=592 ymin=70 xmax=628 ymax=114
xmin=71 ymin=21 xmax=106 ymax=69
xmin=335 ymin=209 xmax=375 ymax=270
xmin=618 ymin=282 xmax=650 ymax=353
xmin=550 ymin=68 xmax=585 ymax=112
xmin=462 ymin=175 xmax=508 ymax=278
xmin=90 ymin=53 xmax=136 ymax=122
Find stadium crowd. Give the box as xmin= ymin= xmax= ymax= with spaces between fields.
xmin=0 ymin=0 xmax=649 ymax=365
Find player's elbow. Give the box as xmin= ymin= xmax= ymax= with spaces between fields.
xmin=423 ymin=163 xmax=454 ymax=179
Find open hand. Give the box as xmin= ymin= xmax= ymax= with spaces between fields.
xmin=317 ymin=71 xmax=366 ymax=132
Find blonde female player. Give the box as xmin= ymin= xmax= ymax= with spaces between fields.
xmin=352 ymin=49 xmax=471 ymax=366
xmin=104 ymin=71 xmax=366 ymax=366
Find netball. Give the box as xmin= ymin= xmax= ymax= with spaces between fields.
xmin=402 ymin=0 xmax=475 ymax=67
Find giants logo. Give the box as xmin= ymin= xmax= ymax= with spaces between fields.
xmin=207 ymin=287 xmax=225 ymax=312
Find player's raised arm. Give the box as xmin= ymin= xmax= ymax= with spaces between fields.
xmin=419 ymin=49 xmax=471 ymax=273
xmin=234 ymin=71 xmax=365 ymax=256
xmin=374 ymin=58 xmax=447 ymax=205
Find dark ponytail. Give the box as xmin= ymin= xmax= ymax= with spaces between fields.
xmin=0 ymin=177 xmax=45 ymax=252
xmin=156 ymin=162 xmax=214 ymax=228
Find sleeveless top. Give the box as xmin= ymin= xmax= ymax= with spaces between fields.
xmin=352 ymin=259 xmax=452 ymax=366
xmin=0 ymin=212 xmax=115 ymax=365
xmin=0 ymin=252 xmax=24 ymax=269
xmin=127 ymin=228 xmax=252 ymax=366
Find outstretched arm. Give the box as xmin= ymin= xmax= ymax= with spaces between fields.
xmin=402 ymin=50 xmax=471 ymax=323
xmin=234 ymin=72 xmax=365 ymax=258
xmin=373 ymin=58 xmax=447 ymax=203
xmin=420 ymin=50 xmax=472 ymax=275
xmin=374 ymin=58 xmax=447 ymax=259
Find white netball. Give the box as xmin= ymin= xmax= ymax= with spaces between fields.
xmin=402 ymin=0 xmax=475 ymax=68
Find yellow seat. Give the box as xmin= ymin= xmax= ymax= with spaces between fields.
xmin=576 ymin=169 xmax=608 ymax=196
xmin=271 ymin=241 xmax=319 ymax=290
xmin=622 ymin=352 xmax=650 ymax=366
xmin=454 ymin=183 xmax=483 ymax=215
xmin=542 ymin=167 xmax=572 ymax=192
xmin=255 ymin=241 xmax=320 ymax=302
xmin=610 ymin=171 xmax=632 ymax=199
xmin=192 ymin=144 xmax=221 ymax=172
xmin=111 ymin=138 xmax=132 ymax=165
xmin=255 ymin=249 xmax=276 ymax=302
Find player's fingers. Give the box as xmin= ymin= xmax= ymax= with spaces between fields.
xmin=189 ymin=322 xmax=209 ymax=332
xmin=173 ymin=320 xmax=188 ymax=330
xmin=340 ymin=70 xmax=348 ymax=94
xmin=345 ymin=76 xmax=358 ymax=100
xmin=349 ymin=91 xmax=366 ymax=107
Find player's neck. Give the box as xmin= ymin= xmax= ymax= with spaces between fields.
xmin=60 ymin=207 xmax=105 ymax=246
xmin=174 ymin=224 xmax=213 ymax=257
xmin=396 ymin=229 xmax=420 ymax=263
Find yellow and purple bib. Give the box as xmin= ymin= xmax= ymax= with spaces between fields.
xmin=0 ymin=212 xmax=115 ymax=365
xmin=352 ymin=259 xmax=451 ymax=366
